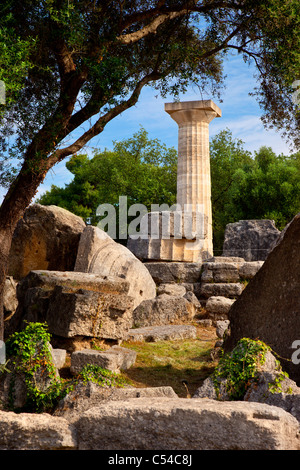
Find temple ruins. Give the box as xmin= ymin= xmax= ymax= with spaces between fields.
xmin=128 ymin=99 xmax=221 ymax=262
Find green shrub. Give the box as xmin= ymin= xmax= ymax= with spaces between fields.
xmin=5 ymin=322 xmax=71 ymax=413
xmin=212 ymin=337 xmax=270 ymax=400
xmin=78 ymin=363 xmax=131 ymax=388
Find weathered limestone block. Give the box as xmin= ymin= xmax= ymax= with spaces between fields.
xmin=216 ymin=320 xmax=230 ymax=340
xmin=201 ymin=257 xmax=263 ymax=283
xmin=0 ymin=411 xmax=76 ymax=450
xmin=52 ymin=349 xmax=67 ymax=370
xmin=144 ymin=261 xmax=202 ymax=285
xmin=3 ymin=276 xmax=18 ymax=320
xmin=200 ymin=283 xmax=244 ymax=299
xmin=16 ymin=269 xmax=131 ymax=294
xmin=54 ymin=381 xmax=178 ymax=422
xmin=132 ymin=294 xmax=196 ymax=328
xmin=205 ymin=296 xmax=235 ymax=320
xmin=222 ymin=219 xmax=280 ymax=261
xmin=194 ymin=348 xmax=300 ymax=424
xmin=125 ymin=324 xmax=197 ymax=342
xmin=223 ymin=212 xmax=300 ymax=385
xmin=74 ymin=398 xmax=300 ymax=450
xmin=201 ymin=262 xmax=240 ymax=283
xmin=70 ymin=346 xmax=137 ymax=375
xmin=75 ymin=225 xmax=156 ymax=309
xmin=183 ymin=290 xmax=201 ymax=307
xmin=46 ymin=285 xmax=133 ymax=340
xmin=157 ymin=283 xmax=186 ymax=297
xmin=244 ymin=351 xmax=300 ymax=423
xmin=7 ymin=270 xmax=134 ymax=342
xmin=238 ymin=260 xmax=264 ymax=279
xmin=8 ymin=204 xmax=86 ymax=279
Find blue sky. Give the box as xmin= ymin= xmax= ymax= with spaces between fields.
xmin=37 ymin=51 xmax=295 ymax=200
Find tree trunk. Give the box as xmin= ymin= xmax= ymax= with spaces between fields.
xmin=0 ymin=225 xmax=15 ymax=340
xmin=0 ymin=164 xmax=47 ymax=340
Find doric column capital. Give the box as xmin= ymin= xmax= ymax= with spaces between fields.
xmin=164 ymin=100 xmax=221 ymax=125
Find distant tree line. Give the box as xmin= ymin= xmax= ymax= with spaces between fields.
xmin=38 ymin=128 xmax=300 ymax=253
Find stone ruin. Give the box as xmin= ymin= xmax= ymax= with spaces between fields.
xmin=128 ymin=100 xmax=222 ymax=263
xmin=2 ymin=100 xmax=300 ymax=451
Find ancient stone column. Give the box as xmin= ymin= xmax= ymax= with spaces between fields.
xmin=127 ymin=99 xmax=221 ymax=263
xmin=165 ymin=100 xmax=221 ymax=256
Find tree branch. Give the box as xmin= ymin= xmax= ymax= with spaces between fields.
xmin=47 ymin=71 xmax=162 ymax=166
xmin=118 ymin=10 xmax=188 ymax=44
xmin=119 ymin=0 xmax=245 ymax=34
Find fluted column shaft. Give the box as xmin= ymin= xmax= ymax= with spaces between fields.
xmin=165 ymin=101 xmax=221 ymax=256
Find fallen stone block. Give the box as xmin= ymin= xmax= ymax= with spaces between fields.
xmin=222 ymin=219 xmax=280 ymax=261
xmin=157 ymin=283 xmax=186 ymax=297
xmin=200 ymin=283 xmax=244 ymax=299
xmin=75 ymin=225 xmax=156 ymax=309
xmin=132 ymin=294 xmax=196 ymax=327
xmin=194 ymin=347 xmax=300 ymax=425
xmin=201 ymin=258 xmax=263 ymax=283
xmin=223 ymin=212 xmax=300 ymax=385
xmin=183 ymin=290 xmax=201 ymax=308
xmin=54 ymin=381 xmax=178 ymax=422
xmin=144 ymin=261 xmax=202 ymax=285
xmin=201 ymin=262 xmax=241 ymax=283
xmin=7 ymin=270 xmax=134 ymax=342
xmin=46 ymin=285 xmax=133 ymax=340
xmin=0 ymin=411 xmax=76 ymax=450
xmin=8 ymin=204 xmax=86 ymax=280
xmin=125 ymin=324 xmax=197 ymax=342
xmin=74 ymin=397 xmax=300 ymax=450
xmin=52 ymin=349 xmax=67 ymax=369
xmin=205 ymin=296 xmax=235 ymax=320
xmin=70 ymin=346 xmax=137 ymax=375
xmin=216 ymin=320 xmax=230 ymax=340
xmin=244 ymin=350 xmax=300 ymax=424
xmin=238 ymin=261 xmax=264 ymax=279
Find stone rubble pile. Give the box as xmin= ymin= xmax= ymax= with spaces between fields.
xmin=4 ymin=203 xmax=300 ymax=450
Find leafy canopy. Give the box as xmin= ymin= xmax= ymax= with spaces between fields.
xmin=0 ymin=0 xmax=299 ymax=190
xmin=38 ymin=127 xmax=177 ymax=229
xmin=39 ymin=127 xmax=300 ymax=252
xmin=210 ymin=130 xmax=300 ymax=253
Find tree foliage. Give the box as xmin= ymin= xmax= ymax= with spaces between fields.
xmin=38 ymin=127 xmax=177 ymax=227
xmin=210 ymin=130 xmax=300 ymax=253
xmin=39 ymin=128 xmax=300 ymax=253
xmin=1 ymin=0 xmax=299 ymax=185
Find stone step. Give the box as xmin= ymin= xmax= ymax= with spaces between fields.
xmin=144 ymin=261 xmax=202 ymax=285
xmin=125 ymin=324 xmax=197 ymax=342
xmin=200 ymin=282 xmax=244 ymax=299
xmin=201 ymin=259 xmax=264 ymax=283
xmin=205 ymin=296 xmax=236 ymax=321
xmin=70 ymin=346 xmax=137 ymax=375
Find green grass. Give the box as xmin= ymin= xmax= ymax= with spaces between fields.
xmin=121 ymin=326 xmax=218 ymax=397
